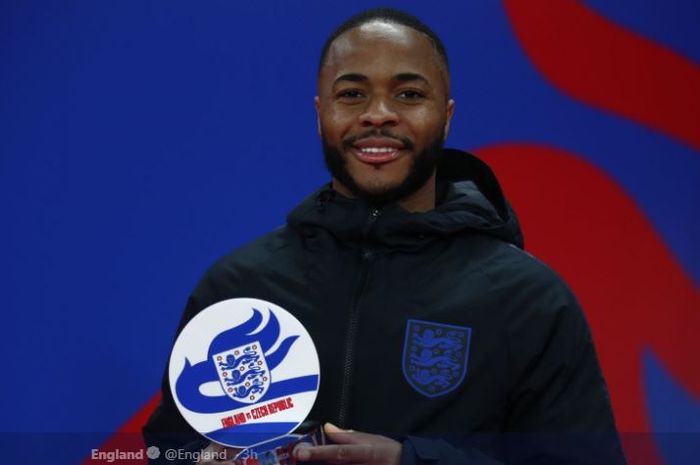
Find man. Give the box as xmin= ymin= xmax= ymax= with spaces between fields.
xmin=144 ymin=8 xmax=625 ymax=465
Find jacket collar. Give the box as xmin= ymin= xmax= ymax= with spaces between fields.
xmin=287 ymin=149 xmax=524 ymax=250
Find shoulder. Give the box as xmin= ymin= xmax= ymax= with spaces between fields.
xmin=472 ymin=243 xmax=601 ymax=382
xmin=463 ymin=236 xmax=584 ymax=324
xmin=189 ymin=226 xmax=299 ymax=308
xmin=489 ymin=244 xmax=592 ymax=353
xmin=209 ymin=226 xmax=295 ymax=275
xmin=459 ymin=235 xmax=570 ymax=295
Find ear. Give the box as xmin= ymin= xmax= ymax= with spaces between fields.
xmin=314 ymin=96 xmax=321 ymax=137
xmin=443 ymin=99 xmax=455 ymax=141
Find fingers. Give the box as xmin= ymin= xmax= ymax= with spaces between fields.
xmin=323 ymin=422 xmax=365 ymax=445
xmin=325 ymin=422 xmax=353 ymax=433
xmin=297 ymin=428 xmax=402 ymax=465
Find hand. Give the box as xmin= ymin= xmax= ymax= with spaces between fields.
xmin=294 ymin=423 xmax=401 ymax=465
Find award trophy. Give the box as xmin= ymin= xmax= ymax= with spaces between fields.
xmin=169 ymin=298 xmax=325 ymax=464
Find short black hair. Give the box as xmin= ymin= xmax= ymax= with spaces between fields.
xmin=318 ymin=8 xmax=449 ymax=76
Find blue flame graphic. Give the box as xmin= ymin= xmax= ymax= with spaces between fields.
xmin=174 ymin=308 xmax=317 ymax=414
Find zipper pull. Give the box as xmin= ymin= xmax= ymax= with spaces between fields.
xmin=362 ymin=207 xmax=381 ymax=236
xmin=360 ymin=208 xmax=381 ymax=259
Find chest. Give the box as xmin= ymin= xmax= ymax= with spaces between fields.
xmin=251 ymin=243 xmax=513 ymax=432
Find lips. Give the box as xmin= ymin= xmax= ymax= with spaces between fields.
xmin=351 ymin=137 xmax=405 ymax=165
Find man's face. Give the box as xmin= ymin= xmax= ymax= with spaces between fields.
xmin=316 ymin=21 xmax=454 ymax=205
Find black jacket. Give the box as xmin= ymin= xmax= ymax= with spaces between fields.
xmin=144 ymin=149 xmax=625 ymax=464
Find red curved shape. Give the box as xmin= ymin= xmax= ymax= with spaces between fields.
xmin=477 ymin=143 xmax=700 ymax=464
xmin=504 ymin=0 xmax=700 ymax=152
xmin=81 ymin=393 xmax=161 ymax=465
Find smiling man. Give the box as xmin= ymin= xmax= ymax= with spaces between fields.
xmin=144 ymin=8 xmax=625 ymax=465
xmin=317 ymin=18 xmax=454 ymax=213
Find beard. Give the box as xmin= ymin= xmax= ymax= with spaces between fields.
xmin=322 ymin=129 xmax=444 ymax=206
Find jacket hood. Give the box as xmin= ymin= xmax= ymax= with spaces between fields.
xmin=287 ymin=148 xmax=524 ymax=250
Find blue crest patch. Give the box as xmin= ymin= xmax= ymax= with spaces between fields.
xmin=402 ymin=319 xmax=472 ymax=398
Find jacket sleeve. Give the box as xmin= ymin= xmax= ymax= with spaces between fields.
xmin=501 ymin=276 xmax=627 ymax=464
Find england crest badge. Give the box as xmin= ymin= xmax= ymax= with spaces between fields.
xmin=402 ymin=319 xmax=471 ymax=398
xmin=169 ymin=298 xmax=320 ymax=449
xmin=213 ymin=342 xmax=270 ymax=403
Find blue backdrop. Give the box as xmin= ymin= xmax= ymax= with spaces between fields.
xmin=2 ymin=1 xmax=698 ymax=464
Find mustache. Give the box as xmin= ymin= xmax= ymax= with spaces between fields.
xmin=342 ymin=129 xmax=415 ymax=151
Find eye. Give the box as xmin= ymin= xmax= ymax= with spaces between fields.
xmin=337 ymin=89 xmax=365 ymax=100
xmin=397 ymin=89 xmax=425 ymax=100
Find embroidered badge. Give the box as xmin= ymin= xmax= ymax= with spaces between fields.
xmin=402 ymin=319 xmax=471 ymax=397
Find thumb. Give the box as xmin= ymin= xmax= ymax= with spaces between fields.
xmin=323 ymin=422 xmax=357 ymax=444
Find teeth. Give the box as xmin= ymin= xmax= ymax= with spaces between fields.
xmin=360 ymin=147 xmax=396 ymax=153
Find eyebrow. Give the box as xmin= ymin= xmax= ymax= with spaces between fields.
xmin=394 ymin=73 xmax=429 ymax=85
xmin=333 ymin=72 xmax=431 ymax=86
xmin=334 ymin=73 xmax=368 ymax=85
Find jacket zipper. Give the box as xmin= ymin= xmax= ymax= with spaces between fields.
xmin=336 ymin=207 xmax=381 ymax=428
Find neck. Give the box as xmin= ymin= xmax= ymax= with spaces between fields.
xmin=331 ymin=173 xmax=437 ymax=213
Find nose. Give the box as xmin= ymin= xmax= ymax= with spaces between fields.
xmin=358 ymin=96 xmax=399 ymax=127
